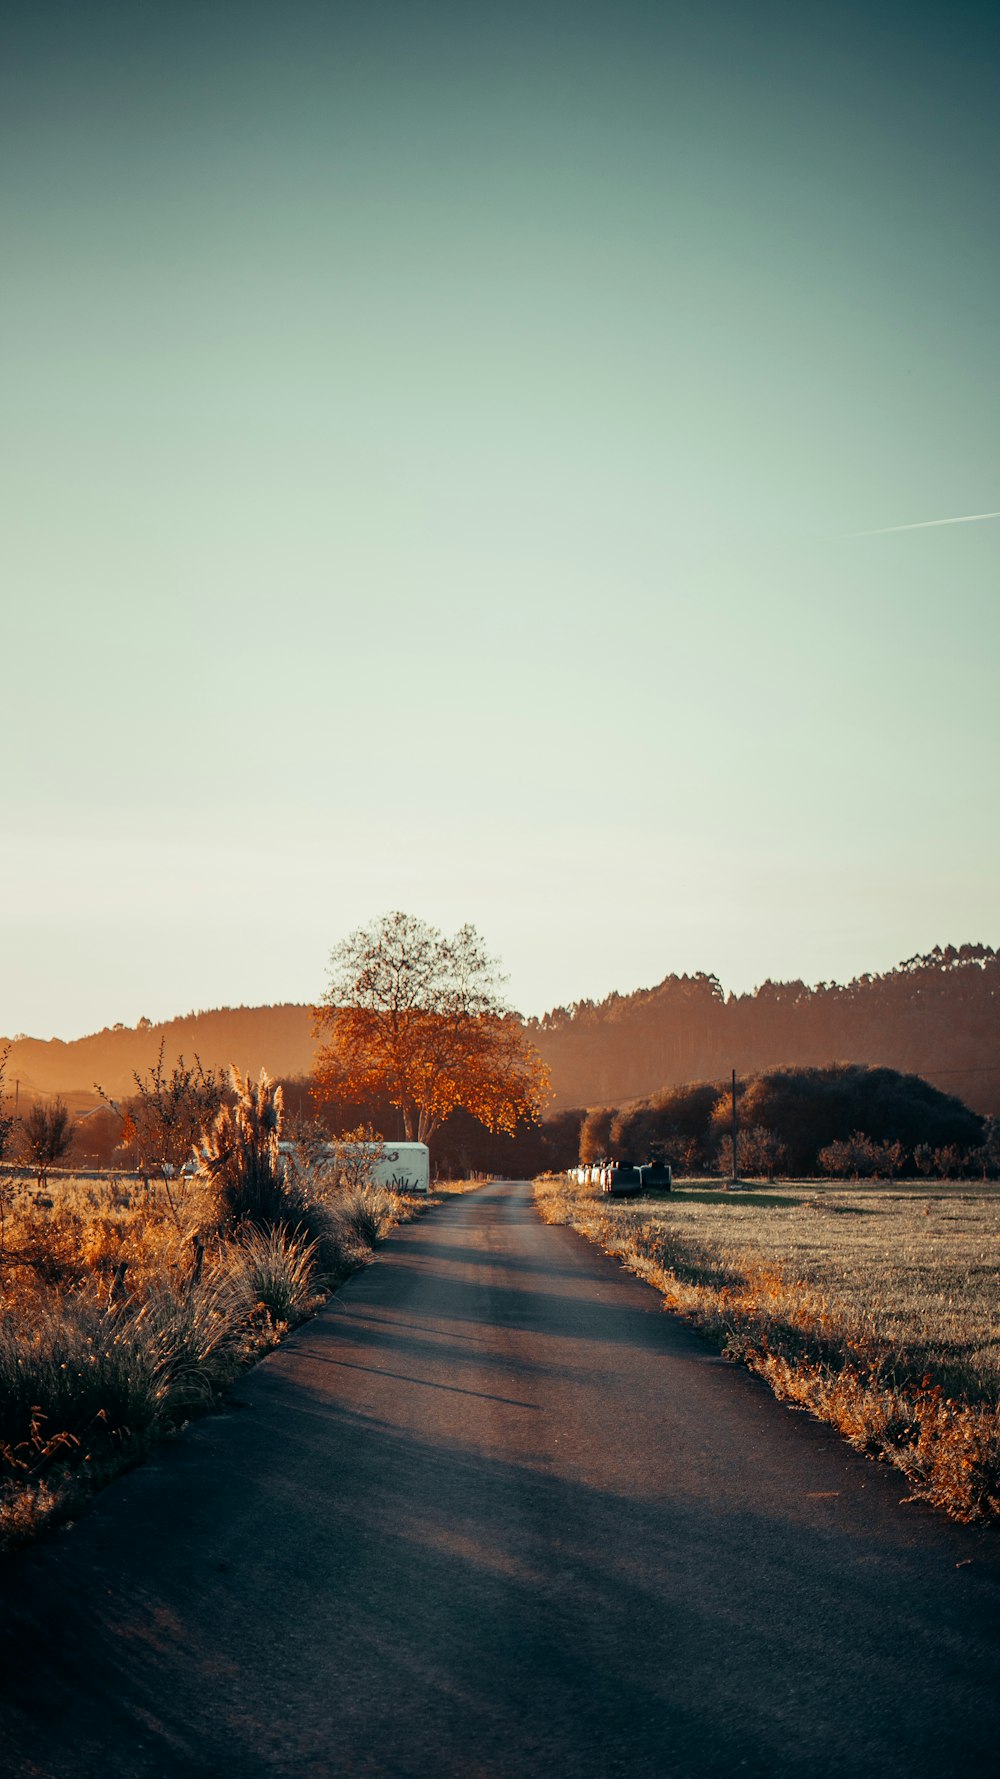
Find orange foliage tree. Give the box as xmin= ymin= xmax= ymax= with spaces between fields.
xmin=313 ymin=911 xmax=550 ymax=1144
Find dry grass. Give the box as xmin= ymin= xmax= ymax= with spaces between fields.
xmin=534 ymin=1173 xmax=1000 ymax=1523
xmin=0 ymin=1169 xmax=481 ymax=1553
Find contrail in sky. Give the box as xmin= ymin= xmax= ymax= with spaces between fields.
xmin=851 ymin=509 xmax=1000 ymax=536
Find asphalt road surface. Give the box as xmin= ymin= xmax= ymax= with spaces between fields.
xmin=0 ymin=1180 xmax=997 ymax=1778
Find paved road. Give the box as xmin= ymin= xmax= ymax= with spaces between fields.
xmin=0 ymin=1180 xmax=997 ymax=1778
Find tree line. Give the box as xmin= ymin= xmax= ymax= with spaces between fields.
xmin=528 ymin=944 xmax=1000 ymax=1116
xmin=5 ymin=930 xmax=997 ymax=1184
xmin=27 ymin=1057 xmax=995 ymax=1185
xmin=574 ymin=1063 xmax=996 ymax=1179
xmin=7 ymin=941 xmax=997 ymax=1124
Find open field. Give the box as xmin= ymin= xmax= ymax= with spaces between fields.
xmin=534 ymin=1174 xmax=1000 ymax=1522
xmin=0 ymin=1167 xmax=479 ymax=1554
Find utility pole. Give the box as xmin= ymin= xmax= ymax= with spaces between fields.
xmin=730 ymin=1068 xmax=738 ymax=1185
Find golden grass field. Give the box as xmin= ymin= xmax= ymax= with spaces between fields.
xmin=534 ymin=1174 xmax=1000 ymax=1522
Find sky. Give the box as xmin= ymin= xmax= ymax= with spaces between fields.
xmin=2 ymin=0 xmax=998 ymax=1038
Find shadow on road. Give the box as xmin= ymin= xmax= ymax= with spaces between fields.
xmin=0 ymin=1181 xmax=997 ymax=1779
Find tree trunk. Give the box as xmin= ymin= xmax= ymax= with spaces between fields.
xmin=417 ymin=1106 xmax=439 ymax=1145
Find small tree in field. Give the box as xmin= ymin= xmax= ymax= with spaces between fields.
xmin=818 ymin=1133 xmax=878 ymax=1179
xmin=98 ymin=1040 xmax=227 ymax=1212
xmin=20 ymin=1098 xmax=74 ymax=1188
xmin=314 ymin=911 xmax=550 ymax=1144
xmin=0 ymin=1046 xmax=14 ymax=1167
xmin=975 ymin=1117 xmax=1000 ymax=1180
xmin=871 ymin=1138 xmax=904 ymax=1179
xmin=737 ymin=1125 xmax=786 ymax=1182
xmin=0 ymin=1047 xmax=18 ymax=1271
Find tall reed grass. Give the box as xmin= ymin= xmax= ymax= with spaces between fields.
xmin=0 ymin=1160 xmax=475 ymax=1553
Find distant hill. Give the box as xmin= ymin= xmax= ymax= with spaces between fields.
xmin=4 ymin=943 xmax=998 ymax=1118
xmin=2 ymin=1005 xmax=315 ymax=1105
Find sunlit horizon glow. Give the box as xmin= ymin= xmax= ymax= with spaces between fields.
xmin=2 ymin=1 xmax=998 ymax=1043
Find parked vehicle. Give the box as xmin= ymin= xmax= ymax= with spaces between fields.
xmin=364 ymin=1143 xmax=430 ymax=1193
xmin=278 ymin=1141 xmax=430 ymax=1194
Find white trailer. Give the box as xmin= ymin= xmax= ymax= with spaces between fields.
xmin=360 ymin=1142 xmax=430 ymax=1194
xmin=279 ymin=1140 xmax=430 ymax=1194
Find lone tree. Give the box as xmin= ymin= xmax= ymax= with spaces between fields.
xmin=313 ymin=911 xmax=550 ymax=1144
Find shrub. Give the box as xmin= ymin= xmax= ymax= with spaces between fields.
xmin=223 ymin=1225 xmax=318 ymax=1328
xmin=325 ymin=1126 xmax=386 ymax=1191
xmin=817 ymin=1135 xmax=905 ymax=1180
xmin=0 ymin=1281 xmax=240 ymax=1468
xmin=332 ymin=1184 xmax=400 ymax=1252
xmin=99 ymin=1042 xmax=226 ymax=1194
xmin=735 ymin=1125 xmax=787 ymax=1181
xmin=580 ymin=1106 xmax=615 ymax=1165
xmin=0 ymin=1156 xmax=430 ymax=1552
xmin=12 ymin=1199 xmax=89 ymax=1287
xmin=605 ymin=1081 xmax=720 ymax=1169
xmin=817 ymin=1133 xmax=904 ymax=1178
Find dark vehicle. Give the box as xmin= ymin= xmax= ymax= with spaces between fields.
xmin=602 ymin=1163 xmax=642 ymax=1197
xmin=639 ymin=1161 xmax=673 ymax=1190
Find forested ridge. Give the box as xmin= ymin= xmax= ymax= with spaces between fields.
xmin=4 ymin=944 xmax=998 ymax=1118
xmin=528 ymin=945 xmax=1000 ymax=1116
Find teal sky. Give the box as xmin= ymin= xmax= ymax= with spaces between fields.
xmin=3 ymin=1 xmax=998 ymax=1037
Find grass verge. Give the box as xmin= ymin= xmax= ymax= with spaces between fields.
xmin=534 ymin=1173 xmax=1000 ymax=1523
xmin=0 ymin=1172 xmax=483 ymax=1554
